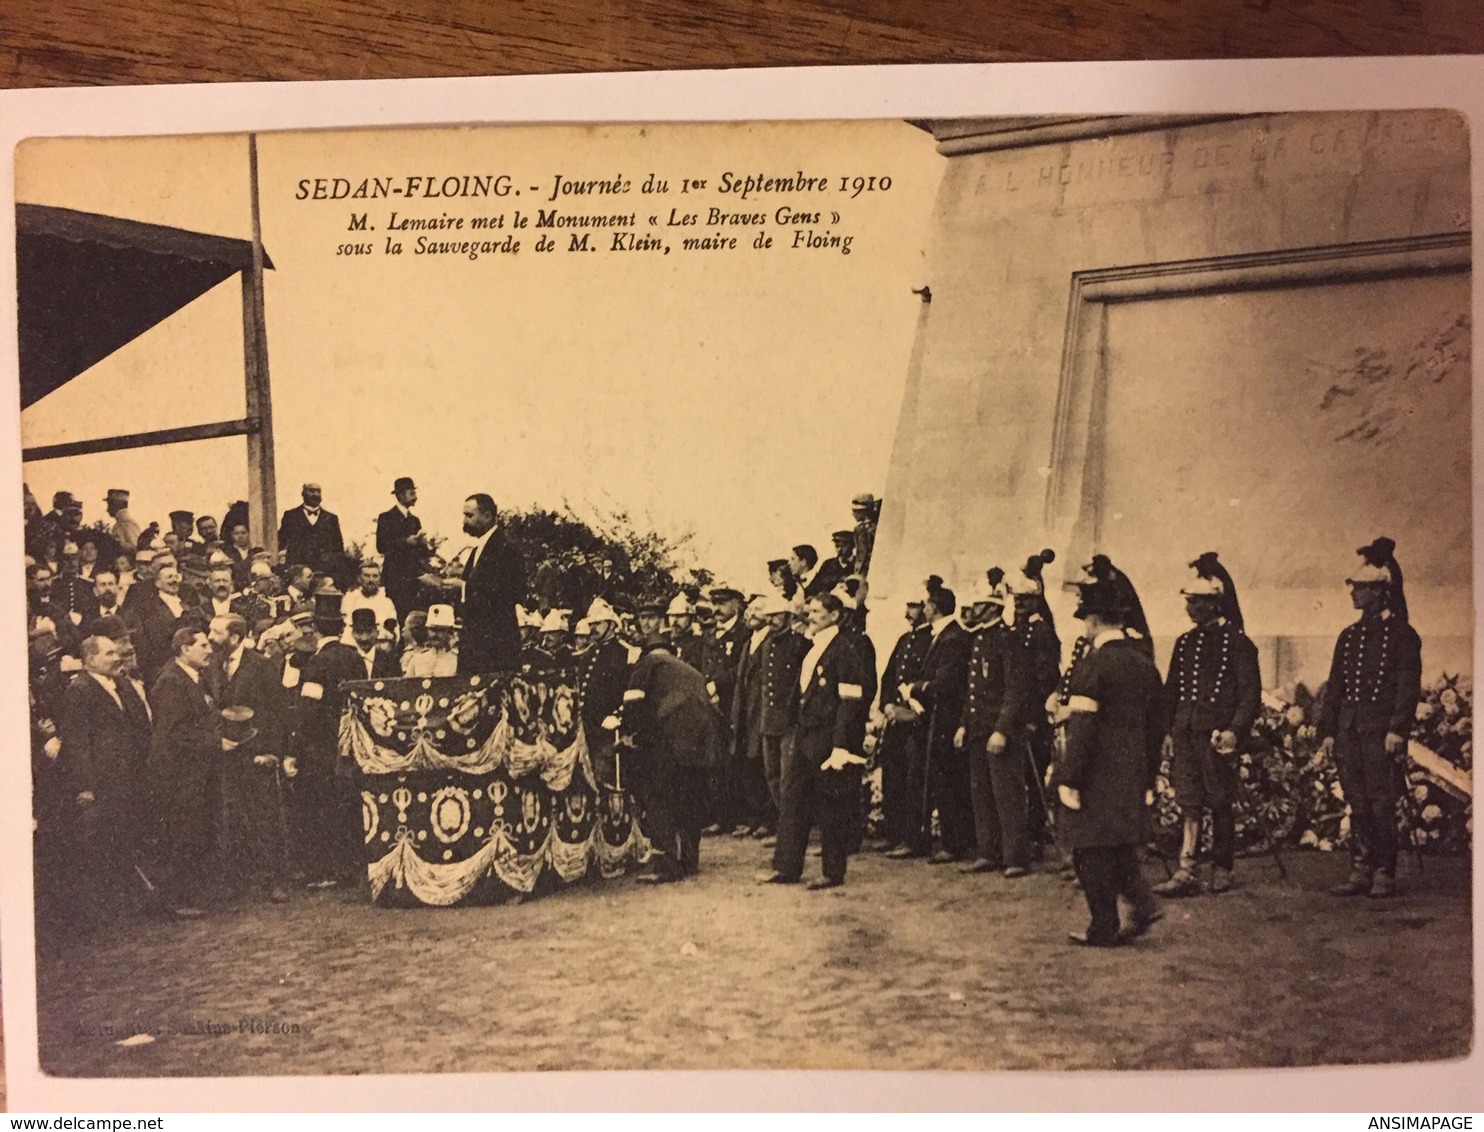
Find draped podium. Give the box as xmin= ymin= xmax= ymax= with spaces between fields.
xmin=341 ymin=670 xmax=649 ymax=907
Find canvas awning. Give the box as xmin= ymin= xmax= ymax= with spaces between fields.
xmin=16 ymin=203 xmax=274 ymax=409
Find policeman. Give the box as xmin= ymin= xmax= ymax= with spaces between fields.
xmin=1317 ymin=537 xmax=1422 ymax=900
xmin=575 ymin=598 xmax=630 ymax=789
xmin=956 ymin=575 xmax=1031 ymax=877
xmin=1154 ymin=553 xmax=1262 ymax=897
xmin=756 ymin=595 xmax=808 ymax=837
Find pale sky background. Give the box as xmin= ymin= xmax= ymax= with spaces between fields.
xmin=18 ymin=122 xmax=942 ymax=591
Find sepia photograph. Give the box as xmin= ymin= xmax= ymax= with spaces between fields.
xmin=6 ymin=98 xmax=1474 ymax=1090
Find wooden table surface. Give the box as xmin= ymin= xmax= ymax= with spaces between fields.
xmin=3 ymin=0 xmax=1480 ymax=88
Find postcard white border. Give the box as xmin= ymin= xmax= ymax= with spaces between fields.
xmin=0 ymin=58 xmax=1481 ymax=1112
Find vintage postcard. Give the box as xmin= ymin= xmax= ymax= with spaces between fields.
xmin=0 ymin=62 xmax=1481 ymax=1111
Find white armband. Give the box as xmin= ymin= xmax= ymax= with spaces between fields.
xmin=1066 ymin=695 xmax=1099 ymax=715
xmin=623 ymin=688 xmax=645 ymax=703
xmin=838 ymin=682 xmax=863 ymax=701
xmin=301 ymin=681 xmax=324 ymax=701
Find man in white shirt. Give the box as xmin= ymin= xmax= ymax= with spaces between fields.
xmin=341 ymin=559 xmax=400 ymax=646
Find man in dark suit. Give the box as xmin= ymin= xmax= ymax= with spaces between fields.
xmin=897 ymin=579 xmax=973 ymax=862
xmin=376 ymin=476 xmax=425 ymax=621
xmin=208 ymin=614 xmax=292 ymax=903
xmin=56 ymin=634 xmax=153 ymax=928
xmin=757 ymin=599 xmax=808 ymax=835
xmin=761 ymin=593 xmax=872 ymax=889
xmin=450 ymin=494 xmax=524 ymax=675
xmin=125 ymin=560 xmax=189 ymax=687
xmin=277 ymin=483 xmax=345 ymax=573
xmin=148 ymin=626 xmax=221 ymax=918
xmin=700 ymin=587 xmax=751 ymax=835
xmin=617 ymin=619 xmax=726 ymax=883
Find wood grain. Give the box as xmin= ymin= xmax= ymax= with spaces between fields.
xmin=2 ymin=0 xmax=1479 ymax=89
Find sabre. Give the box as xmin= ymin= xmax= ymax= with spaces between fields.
xmin=1214 ymin=730 xmax=1289 ymax=880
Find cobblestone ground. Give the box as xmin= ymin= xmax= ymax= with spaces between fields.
xmin=33 ymin=840 xmax=1472 ymax=1078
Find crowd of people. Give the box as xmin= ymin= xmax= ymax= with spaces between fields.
xmin=25 ymin=474 xmax=1422 ymax=948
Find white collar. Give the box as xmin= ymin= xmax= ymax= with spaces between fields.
xmin=716 ymin=615 xmax=738 ymax=636
xmin=396 ymin=502 xmax=410 ymax=517
xmin=931 ymin=614 xmax=955 ymax=638
xmin=807 ymin=623 xmax=840 ymax=649
xmin=228 ymin=643 xmax=247 ymax=670
xmin=799 ymin=562 xmax=820 ymax=587
xmin=174 ymin=658 xmax=201 ymax=683
xmin=315 ymin=635 xmax=337 ymax=653
xmin=89 ymin=670 xmax=118 ymax=693
xmin=303 ymin=505 xmax=320 ymax=516
xmin=1091 ymin=628 xmax=1126 ymax=650
xmin=471 ymin=527 xmax=495 ymax=558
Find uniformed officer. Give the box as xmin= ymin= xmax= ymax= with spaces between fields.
xmin=874 ymin=597 xmax=932 ymax=854
xmin=537 ymin=608 xmax=573 ymax=669
xmin=575 ymin=598 xmax=630 ymax=789
xmin=702 ymin=586 xmax=752 ymax=835
xmin=956 ymin=575 xmax=1031 ymax=877
xmin=1317 ymin=537 xmax=1422 ymax=900
xmin=1053 ymin=574 xmax=1165 ymax=947
xmin=666 ymin=592 xmax=707 ymax=670
xmin=1006 ymin=550 xmax=1062 ymax=858
xmin=756 ymin=596 xmax=808 ymax=838
xmin=1152 ymin=553 xmax=1262 ymax=897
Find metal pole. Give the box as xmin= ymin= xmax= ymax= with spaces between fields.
xmin=243 ymin=133 xmax=278 ymax=554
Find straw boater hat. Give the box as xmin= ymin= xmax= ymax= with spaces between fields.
xmin=426 ymin=603 xmax=460 ymax=631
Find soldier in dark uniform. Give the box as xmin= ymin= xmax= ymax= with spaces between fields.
xmin=956 ymin=577 xmax=1032 ymax=877
xmin=618 ymin=616 xmax=725 ymax=882
xmin=1006 ymin=550 xmax=1062 ymax=859
xmin=1318 ymin=537 xmax=1422 ymax=900
xmin=1154 ymin=553 xmax=1262 ymax=897
xmin=759 ymin=592 xmax=872 ymax=888
xmin=757 ymin=597 xmax=808 ymax=839
xmin=665 ymin=593 xmax=707 ymax=671
xmin=537 ymin=609 xmax=573 ymax=669
xmin=875 ymin=597 xmax=932 ymax=854
xmin=898 ymin=577 xmax=974 ymax=863
xmin=729 ymin=595 xmax=777 ymax=837
xmin=1053 ymin=575 xmax=1165 ymax=947
xmin=701 ymin=587 xmax=751 ymax=835
xmin=575 ymin=598 xmax=631 ymax=788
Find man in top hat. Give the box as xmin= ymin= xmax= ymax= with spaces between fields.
xmin=376 ymin=477 xmax=426 ymax=621
xmin=954 ymin=575 xmax=1033 ymax=877
xmin=148 ymin=625 xmax=221 ymax=918
xmin=874 ymin=595 xmax=933 ymax=854
xmin=613 ymin=606 xmax=726 ymax=883
xmin=55 ymin=633 xmax=155 ymax=928
xmin=759 ymin=592 xmax=872 ymax=889
xmin=277 ymin=483 xmax=346 ymax=574
xmin=895 ymin=576 xmax=974 ymax=863
xmin=342 ymin=558 xmax=400 ymax=647
xmin=1053 ymin=573 xmax=1165 ymax=947
xmin=850 ymin=494 xmax=880 ymax=578
xmin=402 ymin=604 xmax=460 ymax=677
xmin=168 ymin=510 xmax=197 ymax=548
xmin=208 ymin=616 xmax=292 ymax=904
xmin=104 ymin=488 xmax=141 ymax=552
xmin=575 ymin=598 xmax=631 ymax=789
xmin=1317 ymin=538 xmax=1423 ymax=900
xmin=289 ymin=590 xmax=373 ymax=888
xmin=1154 ymin=553 xmax=1262 ymax=898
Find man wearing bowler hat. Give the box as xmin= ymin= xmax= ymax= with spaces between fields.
xmin=1318 ymin=538 xmax=1423 ymax=900
xmin=376 ymin=477 xmax=425 ymax=621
